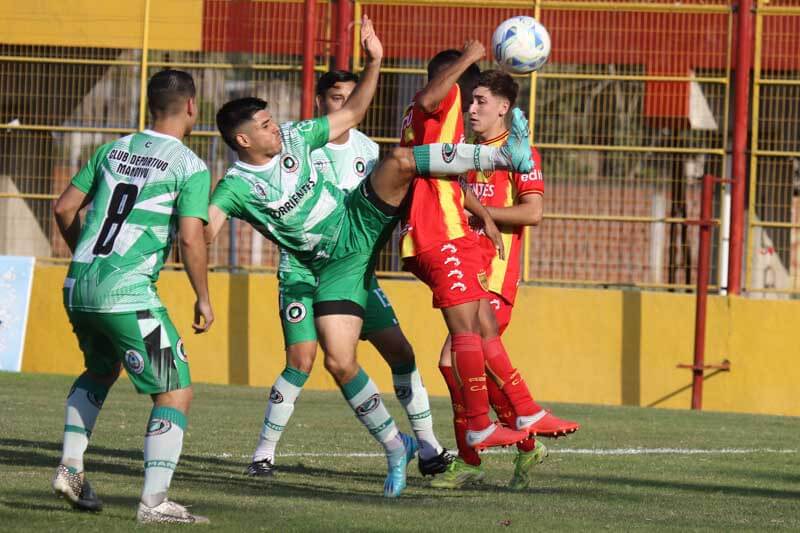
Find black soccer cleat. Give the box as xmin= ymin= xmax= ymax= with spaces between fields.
xmin=418 ymin=448 xmax=455 ymax=476
xmin=246 ymin=458 xmax=276 ymax=477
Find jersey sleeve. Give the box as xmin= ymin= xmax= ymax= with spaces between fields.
xmin=177 ymin=168 xmax=211 ymax=222
xmin=210 ymin=176 xmax=249 ymax=219
xmin=71 ymin=143 xmax=113 ymax=193
xmin=292 ymin=116 xmax=330 ymax=151
xmin=516 ymin=147 xmax=545 ymax=197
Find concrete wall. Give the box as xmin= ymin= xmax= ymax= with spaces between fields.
xmin=23 ymin=265 xmax=799 ymax=416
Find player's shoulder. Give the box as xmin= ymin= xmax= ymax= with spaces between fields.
xmin=178 ymin=146 xmax=209 ymax=176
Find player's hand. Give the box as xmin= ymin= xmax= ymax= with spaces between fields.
xmin=463 ymin=40 xmax=486 ymax=63
xmin=361 ymin=15 xmax=383 ymax=63
xmin=193 ymin=299 xmax=214 ymax=333
xmin=468 ymin=214 xmax=485 ymax=230
xmin=483 ymin=216 xmax=505 ymax=260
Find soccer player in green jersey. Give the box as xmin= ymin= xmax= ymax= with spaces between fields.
xmin=51 ymin=69 xmax=213 ymax=524
xmin=206 ymin=16 xmax=535 ymax=497
xmin=246 ymin=69 xmax=452 ymax=481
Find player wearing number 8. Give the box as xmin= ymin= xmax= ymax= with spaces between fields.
xmin=51 ymin=69 xmax=214 ymax=523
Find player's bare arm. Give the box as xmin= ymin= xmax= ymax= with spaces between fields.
xmin=416 ymin=40 xmax=485 ymax=114
xmin=463 ymin=185 xmax=505 ymax=260
xmin=485 ymin=192 xmax=543 ymax=226
xmin=53 ymin=185 xmax=91 ymax=253
xmin=326 ymin=15 xmax=383 ymax=141
xmin=204 ymin=204 xmax=228 ymax=245
xmin=180 ymin=216 xmax=214 ymax=333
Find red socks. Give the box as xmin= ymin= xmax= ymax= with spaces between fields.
xmin=439 ymin=365 xmax=481 ymax=466
xmin=451 ymin=333 xmax=492 ymax=430
xmin=483 ymin=336 xmax=542 ymax=416
xmin=487 ymin=376 xmax=536 ymax=453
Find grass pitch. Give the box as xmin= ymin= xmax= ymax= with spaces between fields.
xmin=0 ymin=372 xmax=798 ymax=531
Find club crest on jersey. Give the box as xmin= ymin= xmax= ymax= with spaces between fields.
xmin=394 ymin=385 xmax=412 ymax=401
xmin=281 ymin=154 xmax=299 ymax=173
xmin=177 ymin=339 xmax=188 ymax=363
xmin=252 ymin=182 xmax=268 ymax=200
xmin=477 ymin=271 xmax=489 ymax=292
xmin=270 ymin=387 xmax=284 ymax=404
xmin=356 ymin=394 xmax=382 ymax=416
xmin=125 ymin=350 xmax=145 ymax=375
xmin=353 ymin=157 xmax=367 ymax=177
xmin=285 ymin=302 xmax=307 ymax=323
xmin=146 ymin=418 xmax=172 ymax=437
xmin=441 ymin=144 xmax=457 ymax=163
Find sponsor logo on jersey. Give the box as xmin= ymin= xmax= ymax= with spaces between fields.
xmin=252 ymin=182 xmax=268 ymax=200
xmin=447 ymin=269 xmax=464 ymax=280
xmin=146 ymin=418 xmax=173 ymax=437
xmin=177 ymin=339 xmax=188 ymax=363
xmin=490 ymin=298 xmax=501 ymax=310
xmin=285 ymin=302 xmax=307 ymax=323
xmin=440 ymin=243 xmax=458 ymax=253
xmin=394 ymin=385 xmax=412 ymax=401
xmin=125 ymin=350 xmax=145 ymax=375
xmin=281 ymin=154 xmax=299 ymax=173
xmin=477 ymin=271 xmax=489 ymax=292
xmin=450 ymin=282 xmax=467 ymax=292
xmin=354 ymin=157 xmax=367 ymax=177
xmin=441 ymin=143 xmax=457 ymax=163
xmin=271 ymin=180 xmax=315 ymax=218
xmin=313 ymin=158 xmax=329 ymax=174
xmin=356 ymin=394 xmax=382 ymax=416
xmin=444 ymin=256 xmax=461 ymax=266
xmin=270 ymin=387 xmax=284 ymax=404
xmin=470 ymin=182 xmax=495 ymax=198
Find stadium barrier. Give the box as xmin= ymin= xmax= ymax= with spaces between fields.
xmin=22 ymin=264 xmax=800 ymax=416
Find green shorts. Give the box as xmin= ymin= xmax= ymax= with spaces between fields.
xmin=278 ymin=178 xmax=399 ymax=318
xmin=278 ymin=271 xmax=400 ymax=347
xmin=67 ymin=307 xmax=191 ymax=395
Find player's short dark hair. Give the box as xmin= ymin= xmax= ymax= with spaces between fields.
xmin=427 ymin=49 xmax=481 ymax=112
xmin=475 ymin=69 xmax=518 ymax=108
xmin=317 ymin=70 xmax=359 ymax=96
xmin=147 ymin=69 xmax=196 ymax=118
xmin=216 ymin=97 xmax=268 ymax=151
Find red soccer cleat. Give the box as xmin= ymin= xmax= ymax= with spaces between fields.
xmin=466 ymin=423 xmax=528 ymax=451
xmin=518 ymin=410 xmax=580 ymax=438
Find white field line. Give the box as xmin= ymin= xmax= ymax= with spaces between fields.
xmin=214 ymin=448 xmax=797 ymax=459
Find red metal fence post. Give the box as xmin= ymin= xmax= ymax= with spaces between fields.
xmin=301 ymin=0 xmax=318 ymax=120
xmin=691 ymin=175 xmax=715 ymax=410
xmin=335 ymin=0 xmax=353 ymax=71
xmin=728 ymin=0 xmax=754 ymax=294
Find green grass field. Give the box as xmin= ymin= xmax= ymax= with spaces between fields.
xmin=0 ymin=372 xmax=798 ymax=531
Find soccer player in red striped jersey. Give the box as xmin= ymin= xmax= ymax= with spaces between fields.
xmin=399 ymin=43 xmax=531 ymax=453
xmin=434 ymin=70 xmax=580 ymax=490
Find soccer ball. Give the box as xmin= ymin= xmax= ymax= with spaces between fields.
xmin=492 ymin=16 xmax=551 ymax=74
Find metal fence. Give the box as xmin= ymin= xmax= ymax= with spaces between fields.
xmin=0 ymin=0 xmax=797 ymax=295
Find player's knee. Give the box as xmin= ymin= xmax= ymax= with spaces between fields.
xmin=286 ymin=344 xmax=316 ymax=374
xmin=323 ymin=354 xmax=357 ymax=383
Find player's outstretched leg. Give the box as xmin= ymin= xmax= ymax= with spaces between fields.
xmin=53 ymin=372 xmax=113 ymax=512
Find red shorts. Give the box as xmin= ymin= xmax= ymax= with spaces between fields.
xmin=404 ymin=236 xmax=493 ymax=308
xmin=488 ymin=294 xmax=514 ymax=336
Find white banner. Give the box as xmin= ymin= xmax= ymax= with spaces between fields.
xmin=0 ymin=256 xmax=35 ymax=372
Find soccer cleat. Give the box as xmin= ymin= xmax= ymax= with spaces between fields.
xmin=52 ymin=464 xmax=103 ymax=512
xmin=418 ymin=448 xmax=455 ymax=477
xmin=429 ymin=458 xmax=485 ymax=489
xmin=136 ymin=499 xmax=210 ymax=524
xmin=466 ymin=422 xmax=528 ymax=451
xmin=508 ymin=440 xmax=548 ymax=491
xmin=384 ymin=433 xmax=417 ymax=498
xmin=246 ymin=458 xmax=276 ymax=477
xmin=519 ymin=410 xmax=580 ymax=438
xmin=500 ymin=108 xmax=534 ymax=174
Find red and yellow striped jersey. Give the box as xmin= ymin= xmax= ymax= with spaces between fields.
xmin=466 ymin=130 xmax=544 ymax=304
xmin=399 ymin=84 xmax=472 ymax=258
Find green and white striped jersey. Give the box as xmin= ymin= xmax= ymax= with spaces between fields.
xmin=211 ymin=117 xmax=349 ymax=265
xmin=310 ymin=128 xmax=379 ymax=193
xmin=65 ymin=130 xmax=210 ymax=313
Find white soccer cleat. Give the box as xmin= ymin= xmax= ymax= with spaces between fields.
xmin=136 ymin=499 xmax=210 ymax=524
xmin=52 ymin=464 xmax=103 ymax=512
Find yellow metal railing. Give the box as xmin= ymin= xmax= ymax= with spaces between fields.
xmin=745 ymin=0 xmax=800 ymax=295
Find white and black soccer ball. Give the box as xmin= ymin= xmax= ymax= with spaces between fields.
xmin=492 ymin=16 xmax=551 ymax=74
